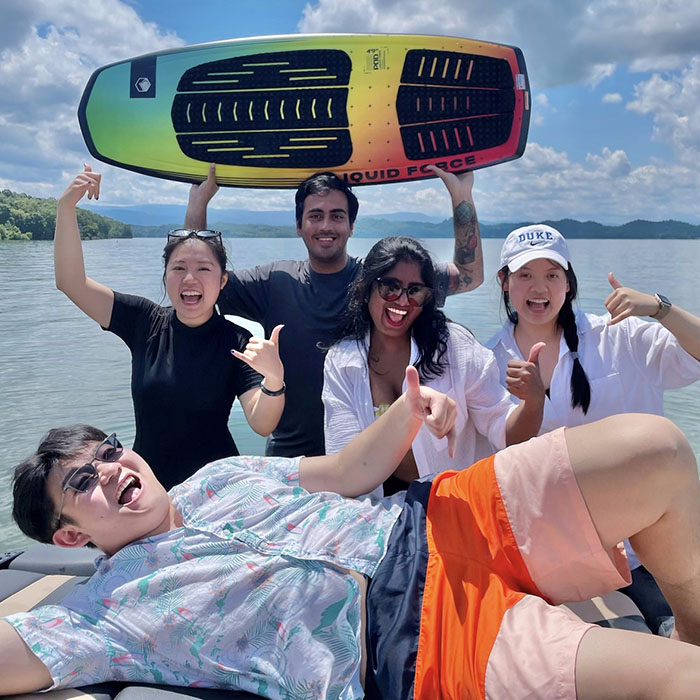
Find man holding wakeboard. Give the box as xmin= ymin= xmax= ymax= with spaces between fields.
xmin=185 ymin=163 xmax=483 ymax=457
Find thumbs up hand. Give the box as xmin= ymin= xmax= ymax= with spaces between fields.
xmin=404 ymin=366 xmax=457 ymax=458
xmin=505 ymin=342 xmax=546 ymax=402
xmin=605 ymin=272 xmax=658 ymax=325
xmin=231 ymin=324 xmax=285 ymax=390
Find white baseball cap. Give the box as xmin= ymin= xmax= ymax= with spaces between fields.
xmin=499 ymin=224 xmax=571 ymax=272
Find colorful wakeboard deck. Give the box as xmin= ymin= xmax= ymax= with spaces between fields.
xmin=78 ymin=33 xmax=530 ymax=188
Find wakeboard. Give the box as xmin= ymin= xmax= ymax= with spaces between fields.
xmin=78 ymin=33 xmax=530 ymax=188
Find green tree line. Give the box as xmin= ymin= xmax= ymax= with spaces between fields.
xmin=0 ymin=189 xmax=131 ymax=241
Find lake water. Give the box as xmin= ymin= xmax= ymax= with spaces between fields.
xmin=2 ymin=236 xmax=700 ymax=550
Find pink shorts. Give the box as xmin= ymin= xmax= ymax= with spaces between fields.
xmin=486 ymin=427 xmax=632 ymax=699
xmin=414 ymin=427 xmax=632 ymax=700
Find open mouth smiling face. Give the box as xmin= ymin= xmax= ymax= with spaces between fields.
xmin=505 ymin=259 xmax=569 ymax=325
xmin=384 ymin=305 xmax=410 ymax=327
xmin=165 ymin=238 xmax=227 ymax=326
xmin=368 ymin=261 xmax=426 ymax=337
xmin=51 ymin=441 xmax=175 ymax=555
xmin=180 ymin=289 xmax=203 ymax=305
xmin=526 ymin=297 xmax=550 ymax=312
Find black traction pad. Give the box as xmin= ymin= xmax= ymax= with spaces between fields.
xmin=172 ymin=50 xmax=352 ymax=168
xmin=398 ymin=49 xmax=516 ymax=160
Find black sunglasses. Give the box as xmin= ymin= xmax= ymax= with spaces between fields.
xmin=375 ymin=276 xmax=433 ymax=307
xmin=55 ymin=433 xmax=123 ymax=528
xmin=167 ymin=229 xmax=222 ymax=243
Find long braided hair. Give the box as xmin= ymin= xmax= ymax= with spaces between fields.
xmin=500 ymin=264 xmax=591 ymax=413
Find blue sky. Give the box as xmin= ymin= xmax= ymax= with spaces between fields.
xmin=1 ymin=0 xmax=700 ymax=223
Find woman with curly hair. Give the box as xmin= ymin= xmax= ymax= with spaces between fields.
xmin=323 ymin=235 xmax=543 ymax=496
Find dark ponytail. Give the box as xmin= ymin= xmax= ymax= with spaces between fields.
xmin=557 ymin=267 xmax=590 ymax=413
xmin=500 ymin=263 xmax=591 ymax=413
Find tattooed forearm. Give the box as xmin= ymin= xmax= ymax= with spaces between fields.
xmin=448 ymin=199 xmax=483 ymax=294
xmin=454 ymin=200 xmax=478 ymax=264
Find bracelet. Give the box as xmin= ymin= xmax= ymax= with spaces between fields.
xmin=260 ymin=378 xmax=285 ymax=396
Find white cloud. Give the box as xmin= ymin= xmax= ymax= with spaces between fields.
xmin=627 ymin=56 xmax=700 ymax=166
xmin=299 ymin=0 xmax=700 ymax=88
xmin=348 ymin=142 xmax=700 ymax=224
xmin=0 ymin=0 xmax=183 ymax=199
xmin=531 ymin=93 xmax=551 ymax=127
xmin=585 ymin=147 xmax=632 ymax=178
xmin=482 ymin=143 xmax=700 ymax=223
xmin=602 ymin=93 xmax=623 ymax=104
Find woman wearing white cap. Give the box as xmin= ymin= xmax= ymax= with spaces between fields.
xmin=487 ymin=223 xmax=700 ymax=635
xmin=488 ymin=224 xmax=700 ymax=432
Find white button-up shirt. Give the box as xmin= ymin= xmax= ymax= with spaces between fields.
xmin=488 ymin=311 xmax=700 ymax=435
xmin=323 ymin=323 xmax=515 ymax=497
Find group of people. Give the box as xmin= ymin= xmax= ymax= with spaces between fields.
xmin=3 ymin=162 xmax=700 ymax=699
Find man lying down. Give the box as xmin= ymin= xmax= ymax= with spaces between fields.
xmin=3 ymin=367 xmax=700 ymax=700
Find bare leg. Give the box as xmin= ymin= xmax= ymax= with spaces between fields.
xmin=565 ymin=414 xmax=700 ymax=644
xmin=576 ymin=627 xmax=700 ymax=699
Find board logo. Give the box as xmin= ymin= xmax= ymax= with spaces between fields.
xmin=130 ymin=56 xmax=156 ymax=99
xmin=365 ymin=47 xmax=388 ymax=72
xmin=134 ymin=77 xmax=152 ymax=93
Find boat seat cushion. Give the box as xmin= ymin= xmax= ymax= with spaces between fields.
xmin=8 ymin=543 xmax=98 ymax=576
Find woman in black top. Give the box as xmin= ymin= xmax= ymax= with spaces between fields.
xmin=54 ymin=167 xmax=285 ymax=488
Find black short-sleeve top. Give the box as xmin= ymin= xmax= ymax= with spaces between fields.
xmin=106 ymin=292 xmax=262 ymax=489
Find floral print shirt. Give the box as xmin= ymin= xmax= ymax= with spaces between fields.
xmin=5 ymin=456 xmax=404 ymax=699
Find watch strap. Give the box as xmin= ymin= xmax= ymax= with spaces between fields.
xmin=651 ymin=293 xmax=672 ymax=321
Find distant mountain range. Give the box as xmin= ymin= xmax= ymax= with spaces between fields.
xmin=126 ymin=216 xmax=700 ymax=240
xmin=88 ymin=204 xmax=700 ymax=240
xmin=88 ymin=204 xmax=443 ymax=227
xmin=2 ymin=188 xmax=700 ymax=241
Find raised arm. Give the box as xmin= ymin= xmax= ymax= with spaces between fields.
xmin=0 ymin=620 xmax=53 ymax=695
xmin=54 ymin=166 xmax=114 ymax=327
xmin=235 ymin=325 xmax=286 ymax=436
xmin=185 ymin=163 xmax=219 ymax=229
xmin=606 ymin=272 xmax=700 ymax=361
xmin=427 ymin=165 xmax=484 ymax=294
xmin=300 ymin=366 xmax=456 ymax=496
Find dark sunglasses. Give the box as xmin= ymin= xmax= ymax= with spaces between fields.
xmin=55 ymin=433 xmax=123 ymax=528
xmin=167 ymin=229 xmax=223 ymax=243
xmin=375 ymin=276 xmax=433 ymax=307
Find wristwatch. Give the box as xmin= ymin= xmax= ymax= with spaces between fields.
xmin=650 ymin=293 xmax=672 ymax=321
xmin=260 ymin=378 xmax=286 ymax=396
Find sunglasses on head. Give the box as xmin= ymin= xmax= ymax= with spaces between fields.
xmin=375 ymin=276 xmax=433 ymax=307
xmin=167 ymin=229 xmax=222 ymax=243
xmin=54 ymin=433 xmax=123 ymax=528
